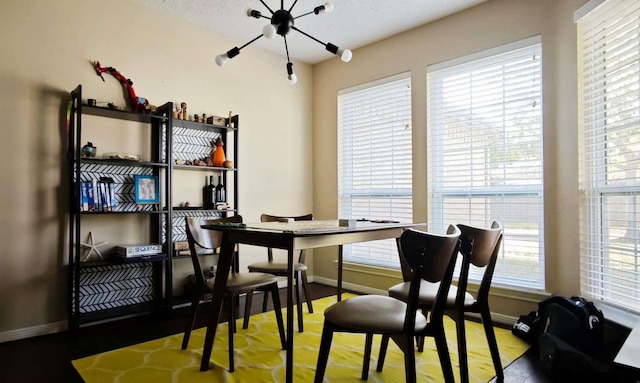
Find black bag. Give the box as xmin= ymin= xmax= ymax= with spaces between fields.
xmin=537 ymin=295 xmax=604 ymax=356
xmin=512 ymin=310 xmax=539 ymax=344
xmin=539 ymin=332 xmax=617 ymax=381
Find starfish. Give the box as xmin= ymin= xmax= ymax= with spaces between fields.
xmin=81 ymin=231 xmax=108 ymax=261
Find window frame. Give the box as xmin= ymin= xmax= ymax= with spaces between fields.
xmin=337 ymin=72 xmax=413 ymax=268
xmin=427 ymin=36 xmax=545 ymax=290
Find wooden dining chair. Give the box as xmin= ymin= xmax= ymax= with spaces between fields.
xmin=246 ymin=213 xmax=314 ymax=332
xmin=181 ymin=215 xmax=286 ymax=373
xmin=314 ymin=225 xmax=461 ymax=383
xmin=387 ymin=221 xmax=504 ymax=383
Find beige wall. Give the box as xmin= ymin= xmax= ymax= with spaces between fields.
xmin=311 ymin=0 xmax=587 ymax=317
xmin=0 ymin=0 xmax=313 ymax=335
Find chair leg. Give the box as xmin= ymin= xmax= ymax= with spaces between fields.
xmin=456 ymin=310 xmax=469 ymax=383
xmin=434 ymin=325 xmax=455 ymax=383
xmin=402 ymin=335 xmax=417 ymax=383
xmin=480 ymin=306 xmax=504 ymax=381
xmin=301 ymin=270 xmax=313 ymax=313
xmin=227 ymin=293 xmax=235 ymax=372
xmin=314 ymin=322 xmax=334 ymax=383
xmin=417 ymin=335 xmax=425 ymax=352
xmin=270 ymin=283 xmax=287 ymax=350
xmin=243 ymin=290 xmax=254 ymax=329
xmin=362 ymin=333 xmax=373 ymax=380
xmin=376 ymin=335 xmax=390 ymax=372
xmin=417 ymin=309 xmax=427 ymax=352
xmin=181 ymin=292 xmax=202 ymax=350
xmin=295 ymin=272 xmax=304 ymax=332
xmin=262 ymin=290 xmax=269 ymax=313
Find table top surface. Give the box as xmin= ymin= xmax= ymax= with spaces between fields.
xmin=614 ymin=319 xmax=640 ymax=369
xmin=202 ymin=219 xmax=423 ymax=236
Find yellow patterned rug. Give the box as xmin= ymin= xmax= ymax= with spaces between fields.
xmin=73 ymin=295 xmax=529 ymax=382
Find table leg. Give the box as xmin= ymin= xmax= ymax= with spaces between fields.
xmin=337 ymin=245 xmax=343 ymax=301
xmin=200 ymin=233 xmax=234 ymax=371
xmin=286 ymin=247 xmax=294 ymax=383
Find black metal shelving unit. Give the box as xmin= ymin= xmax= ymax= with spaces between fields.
xmin=67 ymin=84 xmax=239 ymax=329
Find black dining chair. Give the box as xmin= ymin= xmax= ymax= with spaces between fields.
xmin=181 ymin=215 xmax=286 ymax=373
xmin=387 ymin=221 xmax=504 ymax=382
xmin=314 ymin=225 xmax=461 ymax=383
xmin=245 ymin=213 xmax=314 ymax=332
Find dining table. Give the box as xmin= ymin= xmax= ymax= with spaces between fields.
xmin=199 ymin=219 xmax=423 ymax=383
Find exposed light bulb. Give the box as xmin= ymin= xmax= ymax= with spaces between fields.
xmin=323 ymin=2 xmax=334 ymax=12
xmin=215 ymin=54 xmax=229 ymax=66
xmin=286 ymin=62 xmax=297 ymax=84
xmin=263 ymin=24 xmax=277 ymax=39
xmin=338 ymin=48 xmax=352 ymax=62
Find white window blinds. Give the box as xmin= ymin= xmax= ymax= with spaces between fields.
xmin=577 ymin=0 xmax=640 ymax=314
xmin=427 ymin=36 xmax=545 ymax=289
xmin=338 ymin=73 xmax=413 ymax=267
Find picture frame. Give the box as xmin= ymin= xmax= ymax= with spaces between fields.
xmin=134 ymin=175 xmax=160 ymax=204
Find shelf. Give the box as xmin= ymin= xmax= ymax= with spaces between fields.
xmin=172 ymin=118 xmax=234 ymax=132
xmin=77 ymin=254 xmax=168 ymax=268
xmin=79 ymin=301 xmax=159 ymax=325
xmin=81 ymin=104 xmax=168 ymax=123
xmin=69 ymin=85 xmax=238 ymax=331
xmin=172 ymin=207 xmax=237 ymax=212
xmin=80 ymin=209 xmax=168 ymax=215
xmin=77 ymin=158 xmax=169 ymax=168
xmin=173 ymin=164 xmax=236 ymax=172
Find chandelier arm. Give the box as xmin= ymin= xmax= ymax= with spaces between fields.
xmin=259 ymin=0 xmax=274 ymax=14
xmin=291 ymin=26 xmax=326 ymax=46
xmin=239 ymin=34 xmax=265 ymax=50
xmin=288 ymin=0 xmax=299 ymax=12
xmin=293 ymin=10 xmax=315 ymax=20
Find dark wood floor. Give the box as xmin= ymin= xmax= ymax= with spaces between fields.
xmin=0 ymin=283 xmax=628 ymax=383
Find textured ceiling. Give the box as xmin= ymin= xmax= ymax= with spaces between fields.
xmin=141 ymin=0 xmax=486 ymax=64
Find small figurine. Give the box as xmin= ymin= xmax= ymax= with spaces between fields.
xmin=180 ymin=102 xmax=187 ymax=120
xmin=81 ymin=142 xmax=97 ymax=158
xmin=194 ymin=114 xmax=200 ymax=122
xmin=228 ymin=110 xmax=233 ymax=128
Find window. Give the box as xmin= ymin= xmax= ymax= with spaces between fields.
xmin=338 ymin=73 xmax=413 ymax=267
xmin=577 ymin=0 xmax=640 ymax=314
xmin=427 ymin=36 xmax=544 ymax=289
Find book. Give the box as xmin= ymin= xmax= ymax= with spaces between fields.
xmin=99 ymin=181 xmax=109 ymax=212
xmin=109 ymin=182 xmax=117 ymax=210
xmin=115 ymin=243 xmax=163 ymax=257
xmin=80 ymin=182 xmax=89 ymax=211
xmin=89 ymin=179 xmax=98 ymax=211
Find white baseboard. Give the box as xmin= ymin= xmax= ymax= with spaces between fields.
xmin=0 ymin=320 xmax=67 ymax=344
xmin=312 ymin=276 xmax=518 ymax=327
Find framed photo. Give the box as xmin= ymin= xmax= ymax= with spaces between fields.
xmin=134 ymin=175 xmax=160 ymax=204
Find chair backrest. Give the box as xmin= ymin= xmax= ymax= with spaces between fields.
xmin=399 ymin=225 xmax=461 ymax=330
xmin=260 ymin=213 xmax=313 ymax=263
xmin=456 ymin=221 xmax=503 ymax=305
xmin=185 ymin=215 xmax=244 ymax=287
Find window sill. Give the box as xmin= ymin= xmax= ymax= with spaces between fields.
xmin=596 ymin=303 xmax=640 ymax=329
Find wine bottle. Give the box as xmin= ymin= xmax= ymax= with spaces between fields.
xmin=206 ymin=175 xmax=215 ymax=209
xmin=202 ymin=177 xmax=209 ymax=208
xmin=215 ymin=175 xmax=226 ymax=204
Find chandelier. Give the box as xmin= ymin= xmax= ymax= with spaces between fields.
xmin=215 ymin=1 xmax=352 ymax=84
